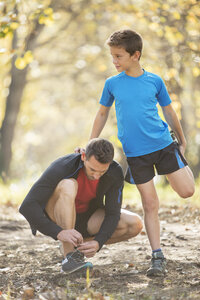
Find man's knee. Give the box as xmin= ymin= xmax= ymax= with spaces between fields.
xmin=127 ymin=214 xmax=143 ymax=237
xmin=56 ymin=178 xmax=78 ymax=199
xmin=119 ymin=210 xmax=143 ymax=237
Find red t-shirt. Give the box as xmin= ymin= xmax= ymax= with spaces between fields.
xmin=75 ymin=168 xmax=99 ymax=213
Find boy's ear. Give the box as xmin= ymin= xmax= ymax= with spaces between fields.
xmin=131 ymin=51 xmax=141 ymax=61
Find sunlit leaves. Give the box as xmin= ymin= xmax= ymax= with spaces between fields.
xmin=173 ymin=12 xmax=181 ymax=20
xmin=0 ymin=1 xmax=54 ymax=41
xmin=192 ymin=67 xmax=200 ymax=77
xmin=0 ymin=0 xmax=200 ymax=177
xmin=38 ymin=7 xmax=54 ymax=25
xmin=15 ymin=50 xmax=33 ymax=69
xmin=15 ymin=57 xmax=26 ymax=69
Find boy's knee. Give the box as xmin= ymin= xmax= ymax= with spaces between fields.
xmin=142 ymin=200 xmax=159 ymax=214
xmin=178 ymin=185 xmax=195 ymax=198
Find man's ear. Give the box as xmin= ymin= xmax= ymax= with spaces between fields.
xmin=81 ymin=152 xmax=86 ymax=161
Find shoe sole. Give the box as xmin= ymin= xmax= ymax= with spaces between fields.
xmin=62 ymin=262 xmax=93 ymax=274
xmin=147 ymin=269 xmax=166 ymax=277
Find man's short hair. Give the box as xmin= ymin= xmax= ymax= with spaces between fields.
xmin=107 ymin=29 xmax=143 ymax=58
xmin=85 ymin=138 xmax=114 ymax=164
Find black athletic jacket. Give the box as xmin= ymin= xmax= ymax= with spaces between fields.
xmin=19 ymin=153 xmax=124 ymax=249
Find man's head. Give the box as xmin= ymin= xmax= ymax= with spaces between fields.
xmin=107 ymin=29 xmax=143 ymax=58
xmin=81 ymin=138 xmax=114 ymax=180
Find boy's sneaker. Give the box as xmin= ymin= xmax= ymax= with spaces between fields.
xmin=61 ymin=250 xmax=93 ymax=274
xmin=146 ymin=251 xmax=166 ymax=277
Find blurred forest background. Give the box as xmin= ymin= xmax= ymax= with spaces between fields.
xmin=0 ymin=0 xmax=199 ymax=203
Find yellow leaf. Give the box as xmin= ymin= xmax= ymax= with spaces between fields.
xmin=15 ymin=57 xmax=27 ymax=70
xmin=192 ymin=67 xmax=200 ymax=77
xmin=162 ymin=4 xmax=170 ymax=10
xmin=44 ymin=7 xmax=53 ymax=15
xmin=3 ymin=27 xmax=9 ymax=34
xmin=160 ymin=17 xmax=166 ymax=23
xmin=167 ymin=68 xmax=178 ymax=79
xmin=149 ymin=22 xmax=159 ymax=31
xmin=176 ymin=32 xmax=184 ymax=42
xmin=10 ymin=22 xmax=19 ymax=30
xmin=157 ymin=29 xmax=163 ymax=37
xmin=24 ymin=51 xmax=33 ymax=64
xmin=43 ymin=16 xmax=54 ymax=25
xmin=38 ymin=15 xmax=45 ymax=24
xmin=98 ymin=64 xmax=107 ymax=72
xmin=173 ymin=12 xmax=181 ymax=20
xmin=188 ymin=42 xmax=198 ymax=51
xmin=196 ymin=121 xmax=200 ymax=128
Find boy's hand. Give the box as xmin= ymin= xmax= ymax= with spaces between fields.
xmin=77 ymin=240 xmax=99 ymax=257
xmin=57 ymin=229 xmax=83 ymax=247
xmin=74 ymin=147 xmax=85 ymax=154
xmin=179 ymin=143 xmax=186 ymax=156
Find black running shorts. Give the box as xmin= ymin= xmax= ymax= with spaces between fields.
xmin=125 ymin=142 xmax=188 ymax=185
xmin=75 ymin=207 xmax=96 ymax=238
xmin=45 ymin=206 xmax=96 ymax=238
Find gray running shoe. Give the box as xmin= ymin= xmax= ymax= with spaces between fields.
xmin=62 ymin=250 xmax=93 ymax=274
xmin=146 ymin=251 xmax=166 ymax=277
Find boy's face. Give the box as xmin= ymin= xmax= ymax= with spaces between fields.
xmin=110 ymin=46 xmax=137 ymax=72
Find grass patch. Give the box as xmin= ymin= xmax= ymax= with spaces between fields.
xmin=123 ymin=175 xmax=200 ymax=208
xmin=0 ymin=175 xmax=199 ymax=208
xmin=0 ymin=178 xmax=32 ymax=207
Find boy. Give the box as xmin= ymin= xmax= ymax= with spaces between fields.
xmin=90 ymin=29 xmax=195 ymax=276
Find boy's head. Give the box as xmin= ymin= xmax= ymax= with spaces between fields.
xmin=107 ymin=29 xmax=143 ymax=60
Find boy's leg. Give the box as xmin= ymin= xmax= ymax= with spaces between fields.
xmin=136 ymin=179 xmax=166 ymax=276
xmin=136 ymin=179 xmax=160 ymax=251
xmin=87 ymin=208 xmax=143 ymax=243
xmin=45 ymin=178 xmax=77 ymax=256
xmin=166 ymin=166 xmax=195 ymax=198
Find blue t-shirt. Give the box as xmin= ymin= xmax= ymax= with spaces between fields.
xmin=100 ymin=70 xmax=173 ymax=157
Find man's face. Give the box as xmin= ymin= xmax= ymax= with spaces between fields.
xmin=110 ymin=46 xmax=135 ymax=72
xmin=81 ymin=153 xmax=110 ymax=180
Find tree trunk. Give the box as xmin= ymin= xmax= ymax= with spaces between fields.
xmin=0 ymin=22 xmax=43 ymax=179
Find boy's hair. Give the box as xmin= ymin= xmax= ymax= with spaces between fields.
xmin=85 ymin=138 xmax=114 ymax=164
xmin=107 ymin=29 xmax=143 ymax=58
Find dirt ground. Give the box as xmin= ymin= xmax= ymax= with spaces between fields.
xmin=0 ymin=204 xmax=200 ymax=300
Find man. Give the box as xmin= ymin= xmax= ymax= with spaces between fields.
xmin=20 ymin=138 xmax=143 ymax=274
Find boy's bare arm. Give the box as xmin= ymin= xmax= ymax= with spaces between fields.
xmin=162 ymin=104 xmax=187 ymax=154
xmin=90 ymin=105 xmax=111 ymax=139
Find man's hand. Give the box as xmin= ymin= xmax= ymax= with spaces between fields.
xmin=77 ymin=240 xmax=99 ymax=258
xmin=57 ymin=229 xmax=83 ymax=247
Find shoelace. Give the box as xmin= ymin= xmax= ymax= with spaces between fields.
xmin=151 ymin=258 xmax=164 ymax=268
xmin=70 ymin=250 xmax=85 ymax=263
